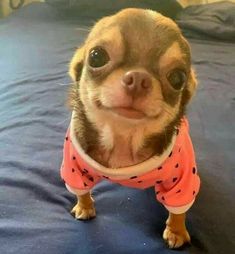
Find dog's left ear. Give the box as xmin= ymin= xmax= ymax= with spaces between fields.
xmin=187 ymin=69 xmax=198 ymax=101
xmin=69 ymin=46 xmax=85 ymax=82
xmin=182 ymin=69 xmax=197 ymax=105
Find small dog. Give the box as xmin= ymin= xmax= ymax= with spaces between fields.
xmin=61 ymin=8 xmax=200 ymax=249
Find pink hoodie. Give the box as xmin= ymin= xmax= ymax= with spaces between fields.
xmin=61 ymin=117 xmax=200 ymax=214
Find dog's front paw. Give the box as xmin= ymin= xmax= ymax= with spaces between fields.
xmin=71 ymin=203 xmax=96 ymax=220
xmin=163 ymin=226 xmax=191 ymax=249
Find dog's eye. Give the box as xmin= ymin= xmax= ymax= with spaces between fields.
xmin=88 ymin=47 xmax=110 ymax=68
xmin=167 ymin=69 xmax=187 ymax=90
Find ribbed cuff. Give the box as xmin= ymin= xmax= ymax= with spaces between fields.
xmin=164 ymin=199 xmax=195 ymax=214
xmin=65 ymin=184 xmax=90 ymax=196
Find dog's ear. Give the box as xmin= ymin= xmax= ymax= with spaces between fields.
xmin=180 ymin=36 xmax=198 ymax=104
xmin=187 ymin=68 xmax=198 ymax=100
xmin=69 ymin=46 xmax=85 ymax=82
xmin=182 ymin=69 xmax=198 ymax=105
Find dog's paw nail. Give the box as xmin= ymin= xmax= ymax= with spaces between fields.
xmin=163 ymin=227 xmax=190 ymax=249
xmin=71 ymin=204 xmax=96 ymax=220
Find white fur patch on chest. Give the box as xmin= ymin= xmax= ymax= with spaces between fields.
xmin=100 ymin=124 xmax=114 ymax=151
xmin=70 ymin=111 xmax=176 ymax=179
xmin=98 ymin=122 xmax=149 ymax=168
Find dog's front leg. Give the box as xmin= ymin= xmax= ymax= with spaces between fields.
xmin=163 ymin=212 xmax=191 ymax=249
xmin=71 ymin=191 xmax=96 ymax=220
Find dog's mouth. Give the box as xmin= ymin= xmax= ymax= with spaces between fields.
xmin=111 ymin=107 xmax=146 ymax=119
xmin=95 ymin=100 xmax=146 ymax=120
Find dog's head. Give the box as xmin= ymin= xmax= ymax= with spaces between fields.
xmin=69 ymin=8 xmax=197 ymax=154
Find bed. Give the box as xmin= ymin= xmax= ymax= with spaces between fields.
xmin=0 ymin=1 xmax=234 ymax=254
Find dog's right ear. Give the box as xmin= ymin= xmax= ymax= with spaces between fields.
xmin=69 ymin=46 xmax=85 ymax=82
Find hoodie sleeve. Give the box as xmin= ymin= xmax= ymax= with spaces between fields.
xmin=155 ymin=119 xmax=201 ymax=214
xmin=60 ymin=128 xmax=100 ymax=191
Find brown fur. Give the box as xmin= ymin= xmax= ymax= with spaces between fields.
xmin=68 ymin=82 xmax=100 ymax=152
xmin=163 ymin=213 xmax=191 ymax=248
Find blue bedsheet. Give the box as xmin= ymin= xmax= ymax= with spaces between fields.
xmin=0 ymin=3 xmax=234 ymax=254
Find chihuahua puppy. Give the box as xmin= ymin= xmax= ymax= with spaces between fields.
xmin=61 ymin=8 xmax=200 ymax=249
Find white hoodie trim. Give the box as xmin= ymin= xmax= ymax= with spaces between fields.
xmin=164 ymin=199 xmax=195 ymax=214
xmin=70 ymin=111 xmax=176 ymax=180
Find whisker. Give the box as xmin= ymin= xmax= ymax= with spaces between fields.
xmin=57 ymin=81 xmax=77 ymax=86
xmin=162 ymin=108 xmax=174 ymax=119
xmin=56 ymin=116 xmax=71 ymax=126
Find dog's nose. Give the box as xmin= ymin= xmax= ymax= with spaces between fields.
xmin=122 ymin=71 xmax=152 ymax=96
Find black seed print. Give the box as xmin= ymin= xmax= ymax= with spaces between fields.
xmin=156 ymin=180 xmax=162 ymax=184
xmin=103 ymin=175 xmax=109 ymax=179
xmin=175 ymin=163 xmax=179 ymax=168
xmin=138 ymin=180 xmax=143 ymax=183
xmin=193 ymin=167 xmax=196 ymax=174
xmin=83 ymin=169 xmax=88 ymax=173
xmin=65 ymin=137 xmax=68 ymax=141
xmin=72 ymin=168 xmax=75 ymax=173
xmin=162 ymin=196 xmax=165 ymax=201
xmin=158 ymin=166 xmax=162 ymax=170
xmin=193 ymin=191 xmax=196 ymax=195
xmin=130 ymin=176 xmax=137 ymax=179
xmin=84 ymin=183 xmax=88 ymax=187
xmin=169 ymin=151 xmax=172 ymax=157
xmin=176 ymin=129 xmax=179 ymax=135
xmin=72 ymin=156 xmax=76 ymax=160
xmin=179 ymin=148 xmax=181 ymax=152
xmin=176 ymin=189 xmax=181 ymax=193
xmin=88 ymin=176 xmax=94 ymax=182
xmin=156 ymin=191 xmax=160 ymax=195
xmin=173 ymin=177 xmax=178 ymax=183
